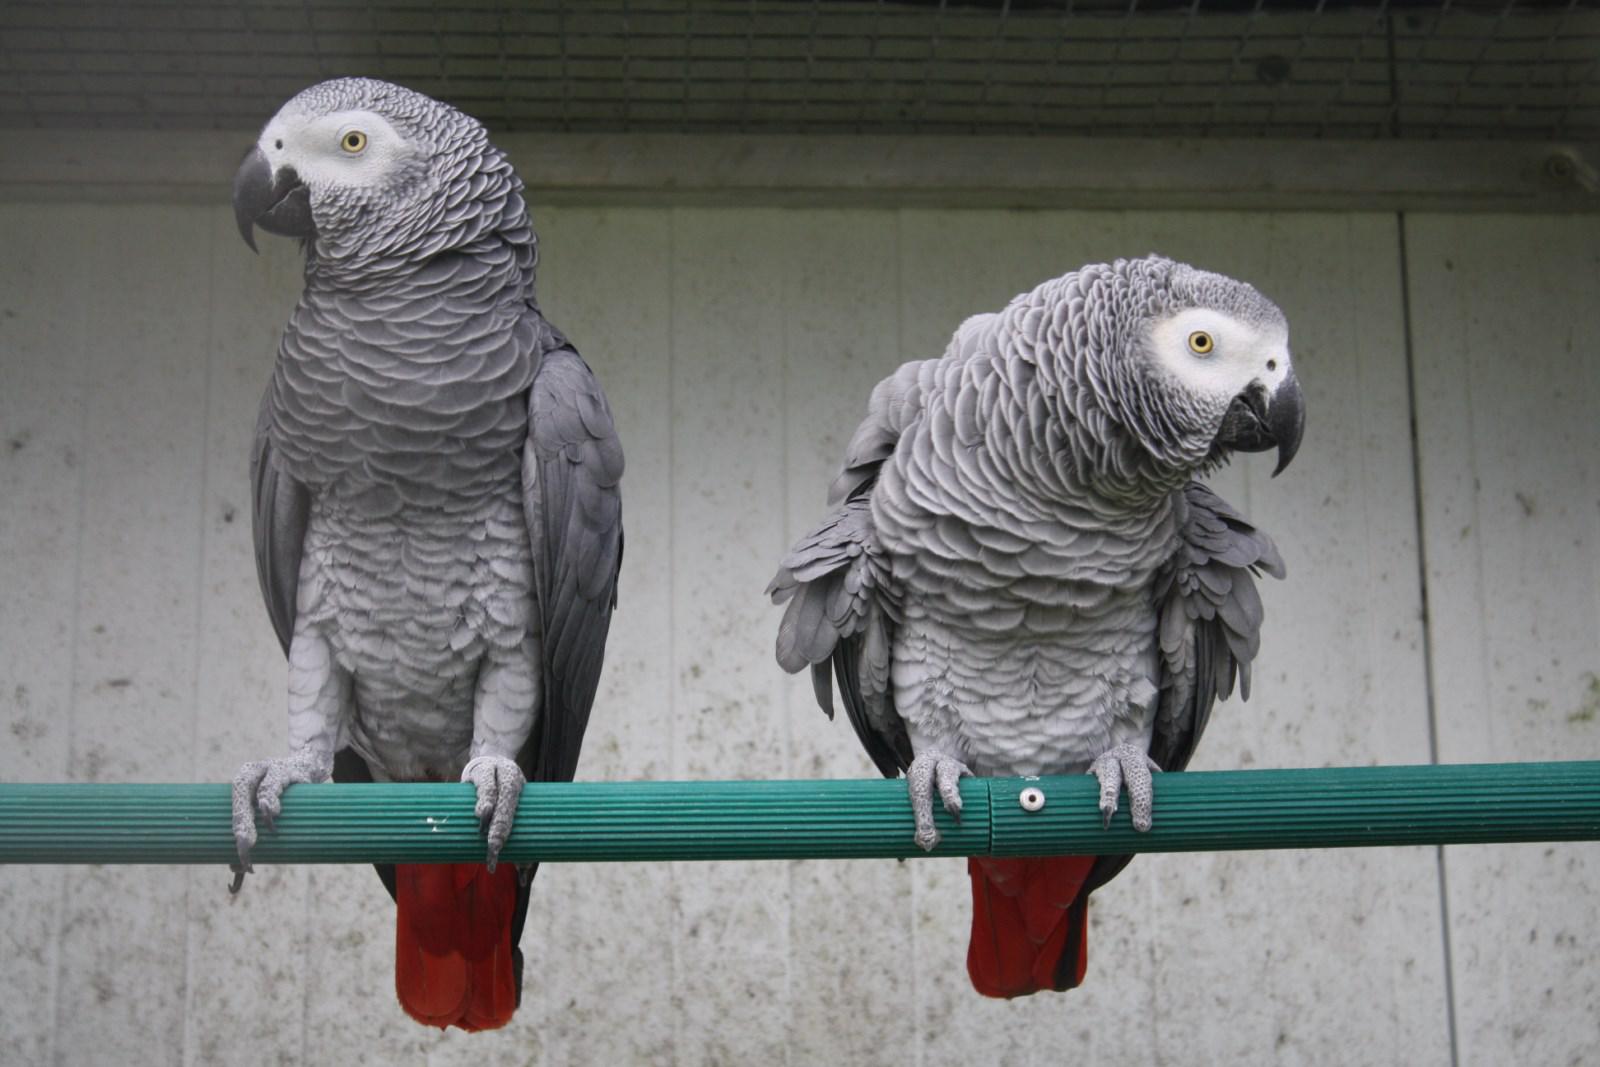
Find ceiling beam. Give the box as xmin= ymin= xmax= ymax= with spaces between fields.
xmin=3 ymin=131 xmax=1595 ymax=212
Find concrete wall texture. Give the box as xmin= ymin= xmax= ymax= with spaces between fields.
xmin=1 ymin=195 xmax=1596 ymax=1066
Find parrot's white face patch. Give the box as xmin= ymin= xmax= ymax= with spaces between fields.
xmin=258 ymin=108 xmax=412 ymax=192
xmin=1147 ymin=307 xmax=1291 ymax=402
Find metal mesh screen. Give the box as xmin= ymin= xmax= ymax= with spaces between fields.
xmin=3 ymin=1 xmax=1597 ymax=139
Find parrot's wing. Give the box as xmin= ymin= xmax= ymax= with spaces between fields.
xmin=521 ymin=344 xmax=625 ymax=785
xmin=1150 ymin=480 xmax=1285 ymax=773
xmin=769 ymin=490 xmax=908 ymax=777
xmin=249 ymin=390 xmax=310 ymax=656
xmin=1076 ymin=481 xmax=1284 ymax=902
xmin=770 ymin=367 xmax=925 ymax=779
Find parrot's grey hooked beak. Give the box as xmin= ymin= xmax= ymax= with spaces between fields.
xmin=1214 ymin=371 xmax=1305 ymax=476
xmin=232 ymin=146 xmax=314 ymax=252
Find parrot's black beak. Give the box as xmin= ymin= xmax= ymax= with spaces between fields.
xmin=232 ymin=146 xmax=314 ymax=253
xmin=1215 ymin=370 xmax=1306 ymax=476
xmin=1266 ymin=372 xmax=1306 ymax=475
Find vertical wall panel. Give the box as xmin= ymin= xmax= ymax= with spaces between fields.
xmin=0 ymin=206 xmax=92 ymax=1067
xmin=666 ymin=207 xmax=793 ymax=1065
xmin=43 ymin=205 xmax=214 ymax=1066
xmin=1408 ymin=214 xmax=1600 ymax=1067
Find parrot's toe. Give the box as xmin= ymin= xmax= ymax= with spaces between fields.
xmin=1089 ymin=743 xmax=1161 ymax=832
xmin=229 ymin=750 xmax=333 ymax=890
xmin=231 ymin=759 xmax=269 ymax=879
xmin=462 ymin=755 xmax=525 ymax=871
xmin=907 ymin=749 xmax=972 ymax=852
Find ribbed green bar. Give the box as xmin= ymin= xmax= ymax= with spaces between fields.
xmin=0 ymin=762 xmax=1596 ymax=866
xmin=988 ymin=760 xmax=1600 ymax=856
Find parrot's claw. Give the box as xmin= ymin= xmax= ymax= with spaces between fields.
xmin=1089 ymin=742 xmax=1161 ymax=832
xmin=462 ymin=755 xmax=525 ymax=872
xmin=906 ymin=749 xmax=972 ymax=852
xmin=230 ymin=749 xmax=333 ymax=887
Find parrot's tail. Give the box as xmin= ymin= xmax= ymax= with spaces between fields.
xmin=394 ymin=862 xmax=521 ymax=1031
xmin=966 ymin=855 xmax=1098 ymax=998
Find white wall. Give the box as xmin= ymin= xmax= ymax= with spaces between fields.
xmin=1 ymin=195 xmax=1596 ymax=1066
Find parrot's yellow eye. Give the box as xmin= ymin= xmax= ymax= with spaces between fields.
xmin=1187 ymin=330 xmax=1214 ymax=355
xmin=340 ymin=130 xmax=368 ymax=154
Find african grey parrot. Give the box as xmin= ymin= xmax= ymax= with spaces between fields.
xmin=227 ymin=78 xmax=623 ymax=1030
xmin=769 ymin=256 xmax=1303 ymax=997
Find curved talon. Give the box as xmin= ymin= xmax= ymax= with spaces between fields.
xmin=231 ymin=759 xmax=269 ymax=876
xmin=1089 ymin=742 xmax=1162 ymax=832
xmin=230 ymin=750 xmax=331 ymax=887
xmin=907 ymin=749 xmax=972 ymax=852
xmin=462 ymin=755 xmax=525 ymax=872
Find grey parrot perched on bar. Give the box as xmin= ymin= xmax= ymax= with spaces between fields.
xmin=228 ymin=77 xmax=623 ymax=1030
xmin=769 ymin=256 xmax=1303 ymax=997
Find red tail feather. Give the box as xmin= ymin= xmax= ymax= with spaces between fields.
xmin=966 ymin=855 xmax=1096 ymax=998
xmin=394 ymin=863 xmax=521 ymax=1031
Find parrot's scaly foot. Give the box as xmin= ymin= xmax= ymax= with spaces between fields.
xmin=230 ymin=749 xmax=333 ymax=889
xmin=906 ymin=749 xmax=971 ymax=852
xmin=462 ymin=755 xmax=525 ymax=872
xmin=1089 ymin=743 xmax=1161 ymax=832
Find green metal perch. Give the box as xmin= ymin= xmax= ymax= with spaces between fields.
xmin=1 ymin=761 xmax=1597 ymax=866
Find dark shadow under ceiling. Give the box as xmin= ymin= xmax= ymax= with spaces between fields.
xmin=3 ymin=1 xmax=1597 ymax=140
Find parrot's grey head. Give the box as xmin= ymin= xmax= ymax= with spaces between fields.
xmin=1066 ymin=256 xmax=1305 ymax=480
xmin=232 ymin=77 xmax=513 ymax=263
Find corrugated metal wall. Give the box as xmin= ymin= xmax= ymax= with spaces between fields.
xmin=1 ymin=195 xmax=1596 ymax=1066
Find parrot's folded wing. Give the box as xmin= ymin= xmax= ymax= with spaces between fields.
xmin=1152 ymin=480 xmax=1285 ymax=774
xmin=770 ymin=364 xmax=929 ymax=779
xmin=1072 ymin=480 xmax=1285 ymax=910
xmin=769 ymin=492 xmax=908 ymax=779
xmin=522 ymin=344 xmax=625 ymax=785
xmin=250 ymin=392 xmax=310 ymax=657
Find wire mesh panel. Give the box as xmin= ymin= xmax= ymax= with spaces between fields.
xmin=2 ymin=1 xmax=1597 ymax=138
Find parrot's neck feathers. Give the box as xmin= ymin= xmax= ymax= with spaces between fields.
xmin=899 ymin=349 xmax=1183 ymax=577
xmin=986 ymin=347 xmax=1193 ymax=515
xmin=1000 ymin=268 xmax=1224 ymax=508
xmin=268 ymin=142 xmax=548 ymax=498
xmin=307 ymin=145 xmax=537 ymax=292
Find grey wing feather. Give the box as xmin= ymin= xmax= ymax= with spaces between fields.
xmin=768 ymin=493 xmax=908 ymax=777
xmin=771 ymin=368 xmax=924 ymax=779
xmin=522 ymin=344 xmax=625 ymax=785
xmin=249 ymin=391 xmax=309 ymax=656
xmin=1151 ymin=480 xmax=1284 ymax=773
xmin=824 ymin=357 xmax=929 ymax=509
xmin=1079 ymin=480 xmax=1284 ymax=906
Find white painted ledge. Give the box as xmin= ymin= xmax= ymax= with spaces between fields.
xmin=2 ymin=130 xmax=1596 ymax=211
